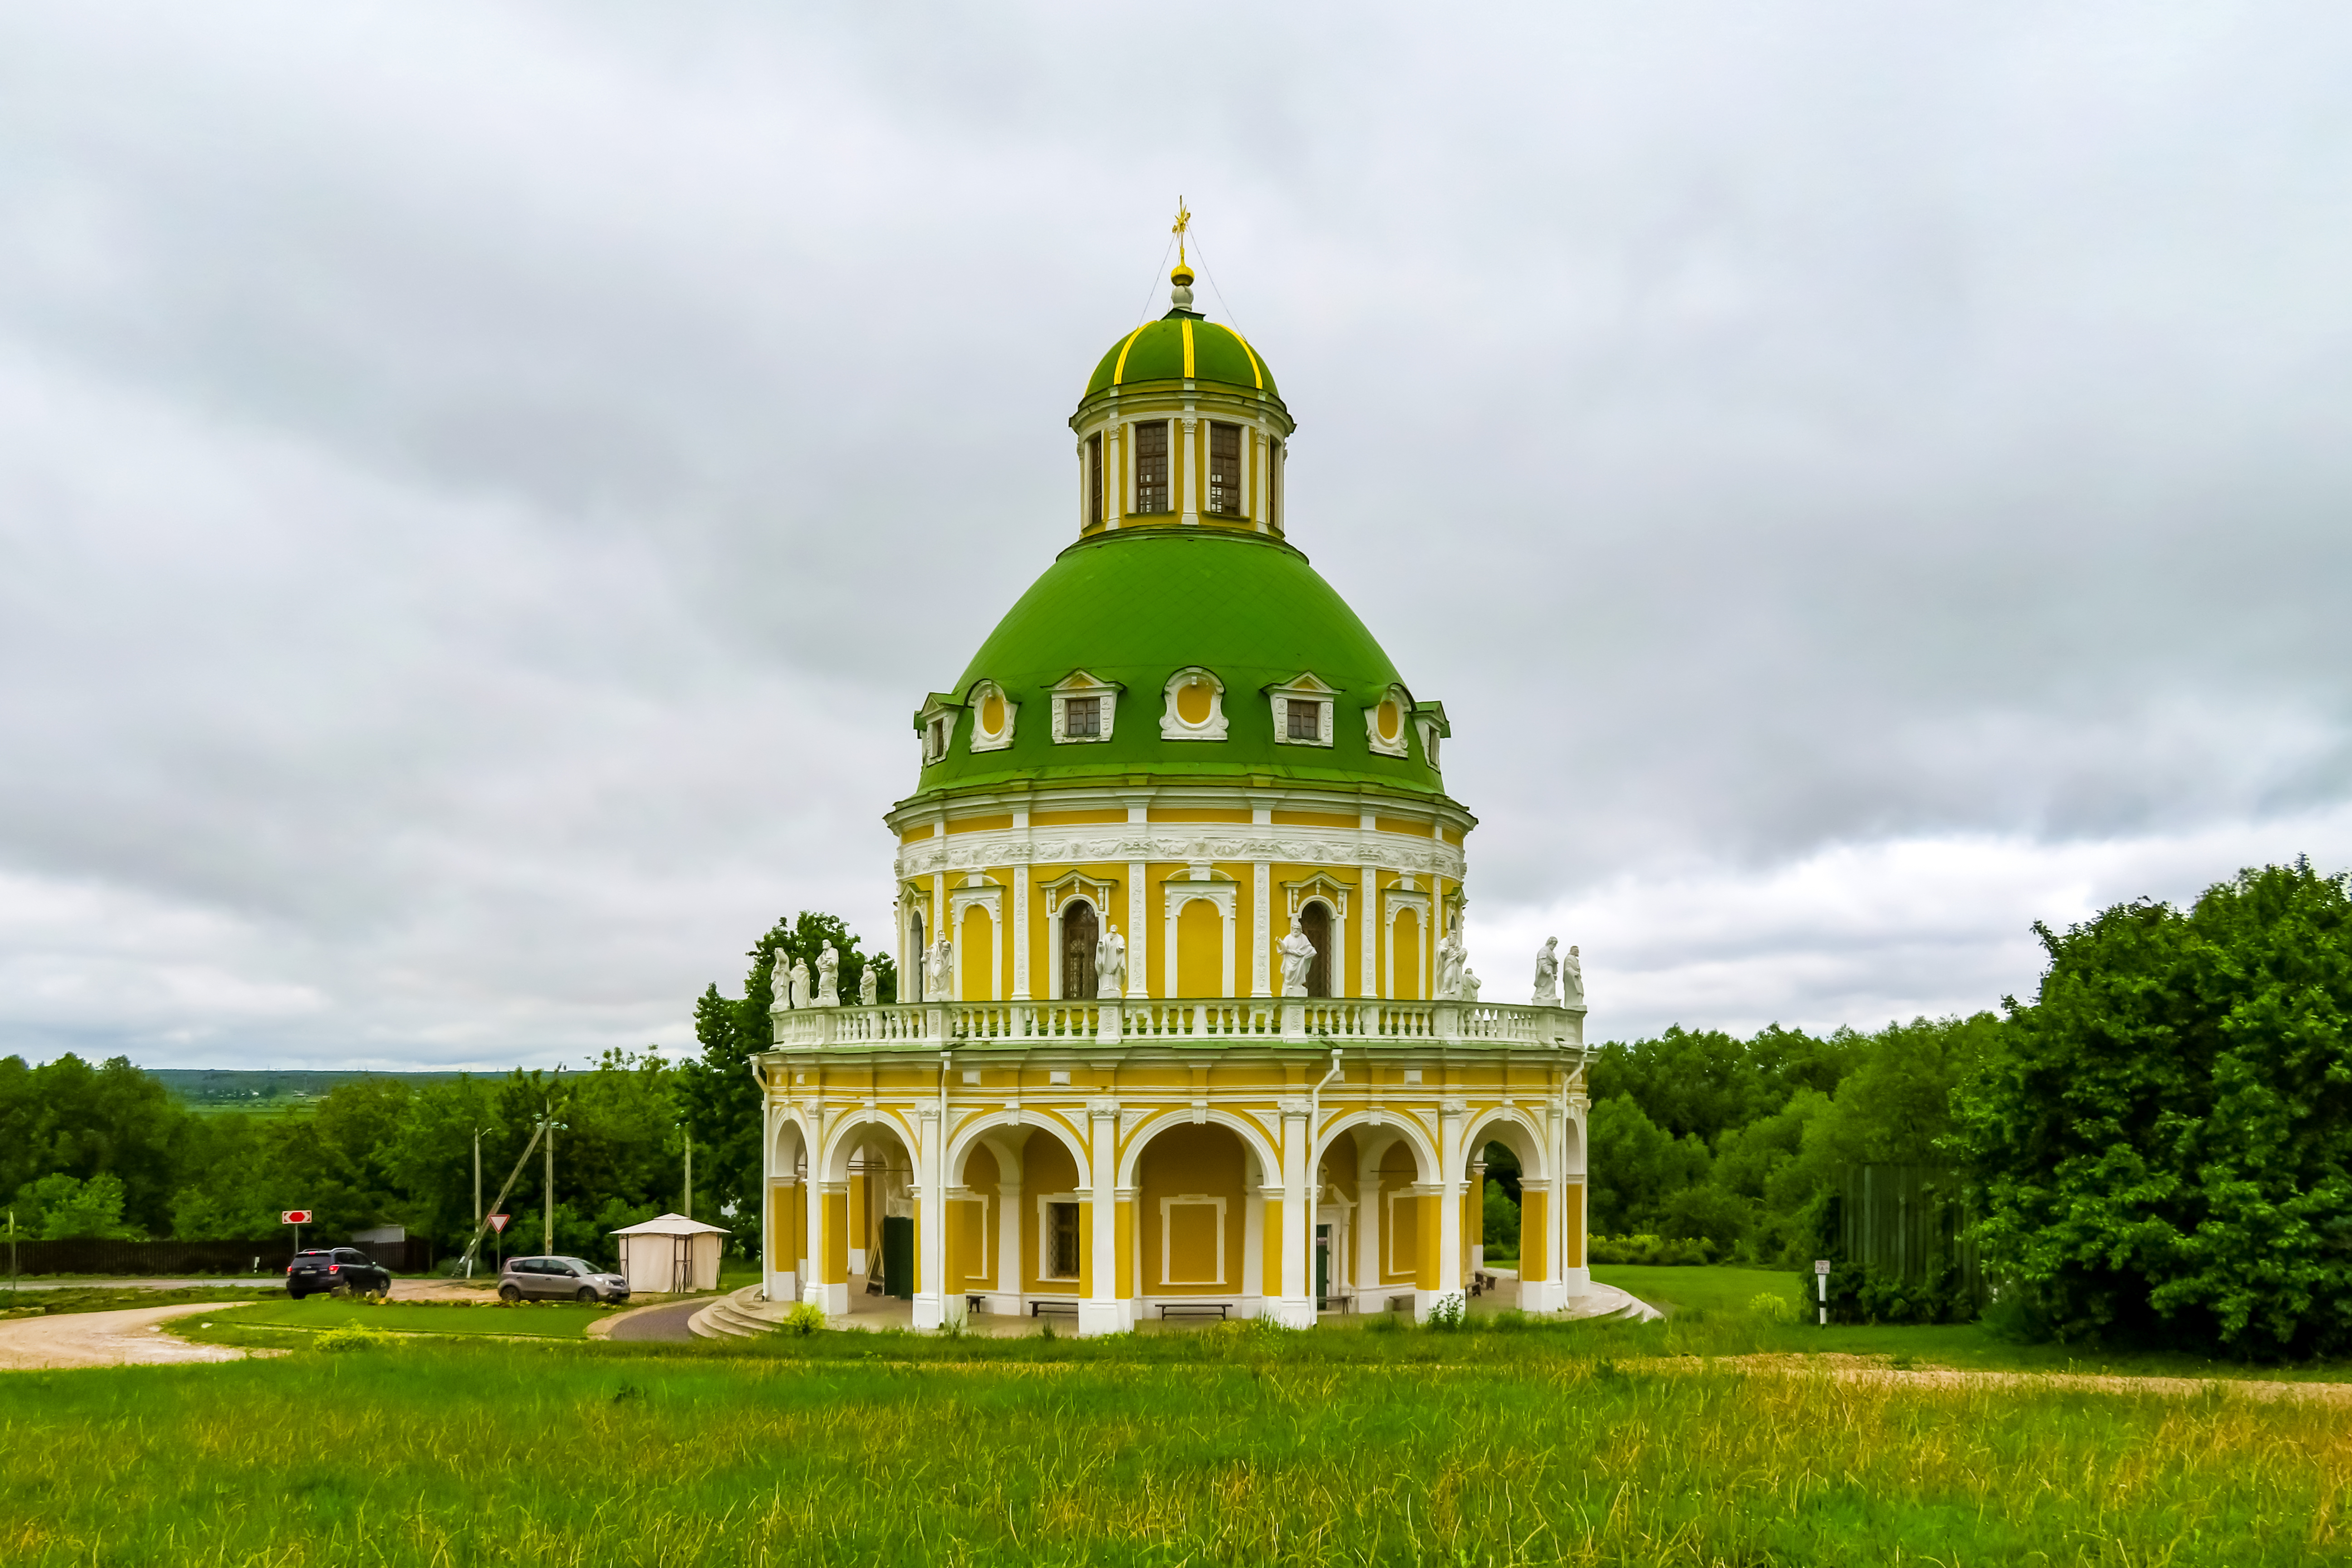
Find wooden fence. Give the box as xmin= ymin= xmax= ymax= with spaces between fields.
xmin=0 ymin=1235 xmax=435 ymax=1278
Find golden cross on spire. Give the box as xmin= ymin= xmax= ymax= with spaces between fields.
xmin=1171 ymin=196 xmax=1191 ymax=265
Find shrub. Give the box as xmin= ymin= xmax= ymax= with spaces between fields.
xmin=1425 ymin=1292 xmax=1466 ymax=1330
xmin=781 ymin=1302 xmax=826 ymax=1337
xmin=1588 ymin=1233 xmax=1719 ymax=1266
xmin=1747 ymin=1290 xmax=1798 ymax=1324
xmin=1809 ymin=1261 xmax=1975 ymax=1326
xmin=1958 ymin=862 xmax=2352 ymax=1357
xmin=313 ymin=1324 xmax=392 ymax=1352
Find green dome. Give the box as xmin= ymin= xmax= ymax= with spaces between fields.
xmin=910 ymin=529 xmax=1444 ymax=799
xmin=1084 ymin=314 xmax=1280 ymax=401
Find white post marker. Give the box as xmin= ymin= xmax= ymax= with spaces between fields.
xmin=1815 ymin=1258 xmax=1830 ymax=1326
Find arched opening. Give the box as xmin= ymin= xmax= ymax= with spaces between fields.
xmin=1463 ymin=1113 xmax=1546 ymax=1312
xmin=1300 ymin=900 xmax=1334 ymax=998
xmin=1176 ymin=897 xmax=1222 ymax=997
xmin=1133 ymin=1121 xmax=1252 ymax=1311
xmin=845 ymin=1127 xmax=918 ymax=1312
xmin=1312 ymin=1114 xmax=1441 ymax=1315
xmin=907 ymin=910 xmax=926 ymax=1003
xmin=960 ymin=903 xmax=993 ymax=1001
xmin=1062 ymin=899 xmax=1098 ymax=999
xmin=1393 ymin=907 xmax=1421 ymax=1000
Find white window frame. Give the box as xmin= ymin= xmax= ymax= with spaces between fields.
xmin=1266 ymin=672 xmax=1338 ymax=750
xmin=1038 ymin=1194 xmax=1084 ymax=1281
xmin=1159 ymin=666 xmax=1228 ymax=741
xmin=967 ymin=679 xmax=1018 ymax=753
xmin=1049 ymin=672 xmax=1121 ymax=745
xmin=1365 ymin=683 xmax=1412 ymax=758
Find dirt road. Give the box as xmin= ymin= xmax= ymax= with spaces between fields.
xmin=0 ymin=1302 xmax=257 ymax=1371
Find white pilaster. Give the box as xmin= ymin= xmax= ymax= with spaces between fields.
xmin=1436 ymin=1099 xmax=1465 ymax=1306
xmin=1272 ymin=1098 xmax=1315 ymax=1327
xmin=1126 ymin=857 xmax=1149 ymax=999
xmin=1179 ymin=416 xmax=1199 ymax=526
xmin=911 ymin=1107 xmax=948 ymax=1330
xmin=1011 ymin=809 xmax=1031 ymax=1000
xmin=993 ymin=1180 xmax=1023 ymax=1314
xmin=1079 ymin=1100 xmax=1126 ymax=1335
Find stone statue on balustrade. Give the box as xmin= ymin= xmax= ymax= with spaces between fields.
xmin=790 ymin=958 xmax=812 ymax=1012
xmin=1561 ymin=943 xmax=1584 ymax=1007
xmin=1531 ymin=937 xmax=1560 ymax=1007
xmin=859 ymin=963 xmax=879 ymax=1007
xmin=927 ymin=937 xmax=953 ymax=1003
xmin=815 ymin=943 xmax=840 ymax=1007
xmin=1462 ymin=968 xmax=1481 ymax=1002
xmin=1095 ymin=924 xmax=1126 ymax=998
xmin=1278 ymin=915 xmax=1318 ymax=997
xmin=1436 ymin=914 xmax=1468 ymax=1000
xmin=773 ymin=952 xmax=796 ymax=1009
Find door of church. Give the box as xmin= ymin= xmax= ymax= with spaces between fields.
xmin=1300 ymin=902 xmax=1333 ymax=997
xmin=1063 ymin=900 xmax=1098 ymax=1000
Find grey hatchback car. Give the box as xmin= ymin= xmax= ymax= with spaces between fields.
xmin=498 ymin=1255 xmax=630 ymax=1303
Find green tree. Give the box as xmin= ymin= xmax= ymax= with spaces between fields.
xmin=678 ymin=913 xmax=895 ymax=1228
xmin=1958 ymin=862 xmax=2352 ymax=1357
xmin=1586 ymin=1095 xmax=1711 ymax=1235
xmin=0 ymin=1054 xmax=187 ymax=1234
xmin=13 ymin=1172 xmax=144 ymax=1240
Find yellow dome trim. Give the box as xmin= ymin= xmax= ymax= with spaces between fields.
xmin=1110 ymin=324 xmax=1148 ymax=387
xmin=1229 ymin=327 xmax=1266 ymax=392
xmin=1181 ymin=319 xmax=1196 ymax=378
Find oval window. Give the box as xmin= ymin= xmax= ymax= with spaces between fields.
xmin=1377 ymin=700 xmax=1401 ymax=741
xmin=1176 ymin=678 xmax=1215 ymax=725
xmin=980 ymin=693 xmax=1005 ymax=734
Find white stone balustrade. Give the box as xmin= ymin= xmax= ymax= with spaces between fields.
xmin=771 ymin=996 xmax=1582 ymax=1050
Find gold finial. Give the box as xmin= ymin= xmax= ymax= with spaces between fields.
xmin=1171 ymin=196 xmax=1191 ymax=268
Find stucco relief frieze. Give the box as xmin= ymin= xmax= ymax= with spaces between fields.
xmin=895 ymin=828 xmax=1465 ymax=882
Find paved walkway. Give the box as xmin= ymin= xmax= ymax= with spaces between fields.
xmin=601 ymin=1300 xmax=706 ymax=1342
xmin=0 ymin=1302 xmax=257 ymax=1371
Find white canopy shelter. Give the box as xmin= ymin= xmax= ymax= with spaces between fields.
xmin=610 ymin=1213 xmax=731 ymax=1294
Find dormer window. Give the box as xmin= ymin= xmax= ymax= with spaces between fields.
xmin=967 ymin=680 xmax=1016 ymax=752
xmin=1365 ymin=684 xmax=1412 ymax=758
xmin=916 ymin=691 xmax=966 ymax=765
xmin=1134 ymin=421 xmax=1170 ymax=514
xmin=1207 ymin=423 xmax=1242 ymax=515
xmin=1049 ymin=671 xmax=1121 ymax=744
xmin=924 ymin=716 xmax=951 ymax=764
xmin=1266 ymin=673 xmax=1337 ymax=749
xmin=1160 ymin=667 xmax=1228 ymax=740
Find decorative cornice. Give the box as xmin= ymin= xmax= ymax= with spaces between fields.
xmin=896 ymin=825 xmax=1466 ymax=882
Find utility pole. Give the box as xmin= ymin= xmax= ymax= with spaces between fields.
xmin=470 ymin=1127 xmax=481 ymax=1278
xmin=684 ymin=1132 xmax=693 ymax=1220
xmin=543 ymin=1106 xmax=555 ymax=1256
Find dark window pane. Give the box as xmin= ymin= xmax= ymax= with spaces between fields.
xmin=1089 ymin=435 xmax=1103 ymax=524
xmin=1287 ymin=700 xmax=1319 ymax=740
xmin=1207 ymin=422 xmax=1242 ymax=515
xmin=1063 ymin=899 xmax=1098 ymax=999
xmin=1066 ymin=696 xmax=1101 ymax=737
xmin=1134 ymin=421 xmax=1169 ymax=513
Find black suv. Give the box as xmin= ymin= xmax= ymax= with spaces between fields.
xmin=287 ymin=1247 xmax=392 ymax=1298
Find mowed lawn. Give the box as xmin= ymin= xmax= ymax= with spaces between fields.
xmin=3 ymin=1324 xmax=2348 ymax=1567
xmin=214 ymin=1295 xmax=614 ymax=1339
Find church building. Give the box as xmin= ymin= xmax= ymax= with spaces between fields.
xmin=756 ymin=237 xmax=1592 ymax=1333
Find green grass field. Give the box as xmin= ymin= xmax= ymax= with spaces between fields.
xmin=208 ymin=1296 xmax=613 ymax=1340
xmin=4 ymin=1318 xmax=2346 ymax=1567
xmin=0 ymin=1284 xmax=281 ymax=1319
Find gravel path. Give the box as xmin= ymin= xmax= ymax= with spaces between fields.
xmin=0 ymin=1303 xmax=256 ymax=1371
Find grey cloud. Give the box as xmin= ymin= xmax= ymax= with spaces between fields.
xmin=0 ymin=1 xmax=2347 ymax=1064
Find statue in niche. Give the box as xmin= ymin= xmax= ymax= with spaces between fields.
xmin=1095 ymin=924 xmax=1126 ymax=998
xmin=928 ymin=937 xmax=954 ymax=1002
xmin=790 ymin=958 xmax=812 ymax=1013
xmin=1531 ymin=937 xmax=1560 ymax=1007
xmin=1463 ymin=968 xmax=1482 ymax=1002
xmin=1436 ymin=914 xmax=1467 ymax=1000
xmin=815 ymin=943 xmax=840 ymax=1007
xmin=1278 ymin=915 xmax=1318 ymax=997
xmin=859 ymin=963 xmax=879 ymax=1007
xmin=1561 ymin=943 xmax=1584 ymax=1006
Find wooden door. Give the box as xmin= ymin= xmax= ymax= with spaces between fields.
xmin=1301 ymin=901 xmax=1333 ymax=997
xmin=1062 ymin=900 xmax=1098 ymax=1000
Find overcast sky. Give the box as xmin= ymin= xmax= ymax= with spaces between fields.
xmin=3 ymin=2 xmax=2348 ymax=1069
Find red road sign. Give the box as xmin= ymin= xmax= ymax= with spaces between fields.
xmin=281 ymin=1210 xmax=313 ymax=1225
xmin=488 ymin=1214 xmax=510 ymax=1233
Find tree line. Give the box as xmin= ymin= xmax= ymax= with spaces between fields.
xmin=2 ymin=912 xmax=892 ymax=1264
xmin=6 ymin=865 xmax=2345 ymax=1358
